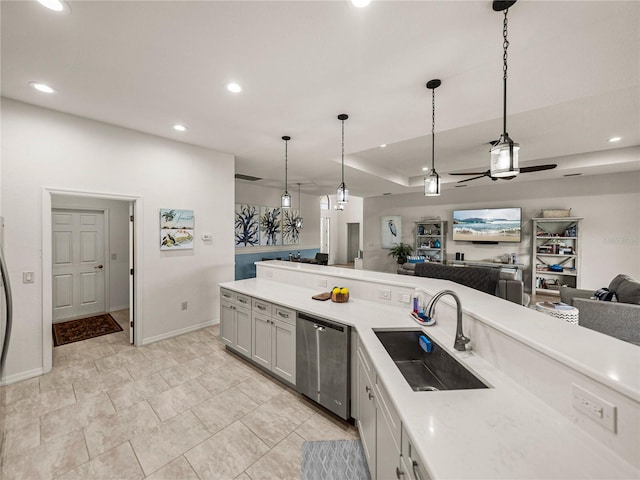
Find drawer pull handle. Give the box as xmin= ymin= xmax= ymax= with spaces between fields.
xmin=223 ymin=294 xmax=231 ymax=298
xmin=278 ymin=312 xmax=289 ymax=318
xmin=412 ymin=460 xmax=424 ymax=480
xmin=368 ymin=392 xmax=374 ymax=401
xmin=257 ymin=305 xmax=266 ymax=310
xmin=238 ymin=298 xmax=247 ymax=304
xmin=365 ymin=385 xmax=371 ymax=393
xmin=396 ymin=467 xmax=405 ymax=479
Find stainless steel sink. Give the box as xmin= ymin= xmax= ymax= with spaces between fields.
xmin=374 ymin=330 xmax=488 ymax=391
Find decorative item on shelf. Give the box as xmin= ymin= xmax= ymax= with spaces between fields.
xmin=433 ymin=239 xmax=441 ymax=248
xmin=336 ymin=114 xmax=349 ymax=205
xmin=280 ymin=136 xmax=292 ymax=208
xmin=490 ymin=0 xmax=519 ymax=178
xmin=541 ymin=208 xmax=571 ymax=218
xmin=331 ymin=286 xmax=349 ymax=303
xmin=424 ymin=79 xmax=442 ymax=196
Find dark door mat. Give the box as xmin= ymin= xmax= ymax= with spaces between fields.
xmin=53 ymin=313 xmax=123 ymax=347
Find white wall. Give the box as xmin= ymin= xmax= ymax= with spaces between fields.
xmin=363 ymin=170 xmax=640 ymax=291
xmin=51 ymin=196 xmax=130 ymax=311
xmin=1 ymin=98 xmax=235 ymax=382
xmin=235 ymin=181 xmax=320 ymax=253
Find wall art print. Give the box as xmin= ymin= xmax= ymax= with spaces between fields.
xmin=160 ymin=209 xmax=194 ymax=250
xmin=282 ymin=209 xmax=301 ymax=245
xmin=381 ymin=215 xmax=402 ymax=249
xmin=259 ymin=206 xmax=282 ymax=246
xmin=235 ymin=204 xmax=260 ymax=247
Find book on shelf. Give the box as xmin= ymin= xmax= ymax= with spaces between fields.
xmin=540 ymin=301 xmax=573 ymax=310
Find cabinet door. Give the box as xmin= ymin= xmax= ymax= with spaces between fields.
xmin=252 ymin=312 xmax=272 ymax=369
xmin=235 ymin=305 xmax=251 ymax=358
xmin=220 ymin=301 xmax=236 ymax=347
xmin=376 ymin=406 xmax=400 ymax=480
xmin=357 ymin=352 xmax=377 ymax=480
xmin=271 ymin=318 xmax=296 ymax=385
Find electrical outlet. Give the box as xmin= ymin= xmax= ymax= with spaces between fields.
xmin=572 ymin=384 xmax=616 ymax=432
xmin=181 ymin=301 xmax=188 ymax=311
xmin=378 ymin=289 xmax=391 ymax=300
xmin=318 ymin=279 xmax=328 ymax=288
xmin=399 ymin=293 xmax=411 ymax=303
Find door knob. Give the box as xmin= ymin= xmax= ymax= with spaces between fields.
xmin=94 ymin=265 xmax=104 ymax=269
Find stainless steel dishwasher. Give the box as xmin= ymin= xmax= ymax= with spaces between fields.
xmin=296 ymin=312 xmax=350 ymax=420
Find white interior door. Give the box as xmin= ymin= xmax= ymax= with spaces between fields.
xmin=52 ymin=210 xmax=105 ymax=321
xmin=128 ymin=202 xmax=134 ymax=344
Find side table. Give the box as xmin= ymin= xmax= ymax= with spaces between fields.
xmin=535 ymin=302 xmax=579 ymax=325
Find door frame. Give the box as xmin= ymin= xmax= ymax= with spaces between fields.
xmin=42 ymin=187 xmax=143 ymax=375
xmin=51 ymin=207 xmax=111 ymax=322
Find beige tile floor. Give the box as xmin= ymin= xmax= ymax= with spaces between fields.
xmin=0 ymin=310 xmax=358 ymax=479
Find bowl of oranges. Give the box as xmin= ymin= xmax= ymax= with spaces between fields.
xmin=331 ymin=286 xmax=349 ymax=303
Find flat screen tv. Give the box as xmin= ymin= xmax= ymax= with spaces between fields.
xmin=452 ymin=207 xmax=522 ymax=243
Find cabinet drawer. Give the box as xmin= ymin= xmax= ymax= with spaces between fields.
xmin=220 ymin=288 xmax=234 ymax=302
xmin=235 ymin=293 xmax=251 ymax=308
xmin=401 ymin=426 xmax=431 ymax=480
xmin=273 ymin=305 xmax=296 ymax=325
xmin=357 ymin=344 xmax=374 ymax=381
xmin=252 ymin=298 xmax=273 ymax=316
xmin=375 ymin=378 xmax=401 ymax=451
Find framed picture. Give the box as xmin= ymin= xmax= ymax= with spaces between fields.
xmin=282 ymin=208 xmax=301 ymax=245
xmin=235 ymin=204 xmax=260 ymax=247
xmin=381 ymin=215 xmax=402 ymax=249
xmin=259 ymin=206 xmax=282 ymax=246
xmin=160 ymin=209 xmax=194 ymax=250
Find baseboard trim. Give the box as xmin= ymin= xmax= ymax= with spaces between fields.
xmin=141 ymin=318 xmax=219 ymax=346
xmin=109 ymin=305 xmax=129 ymax=313
xmin=0 ymin=367 xmax=45 ymax=386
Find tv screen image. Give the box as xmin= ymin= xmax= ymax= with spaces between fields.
xmin=452 ymin=208 xmax=522 ymax=243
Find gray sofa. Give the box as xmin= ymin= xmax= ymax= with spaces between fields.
xmin=560 ymin=274 xmax=640 ymax=345
xmin=401 ymin=262 xmax=527 ymax=306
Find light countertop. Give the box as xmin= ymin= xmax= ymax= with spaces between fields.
xmin=220 ymin=270 xmax=639 ymax=479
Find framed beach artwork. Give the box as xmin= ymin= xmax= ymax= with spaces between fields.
xmin=381 ymin=215 xmax=402 ymax=249
xmin=235 ymin=204 xmax=260 ymax=247
xmin=160 ymin=209 xmax=194 ymax=250
xmin=282 ymin=209 xmax=301 ymax=245
xmin=259 ymin=206 xmax=282 ymax=246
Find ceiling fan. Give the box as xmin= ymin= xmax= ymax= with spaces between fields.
xmin=450 ymin=163 xmax=558 ymax=183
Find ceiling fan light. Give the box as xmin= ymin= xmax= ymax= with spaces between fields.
xmin=424 ymin=170 xmax=441 ymax=196
xmin=490 ymin=137 xmax=519 ymax=177
xmin=281 ymin=191 xmax=291 ymax=209
xmin=337 ymin=183 xmax=349 ymax=204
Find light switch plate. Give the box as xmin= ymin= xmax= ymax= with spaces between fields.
xmin=378 ymin=288 xmax=391 ymax=300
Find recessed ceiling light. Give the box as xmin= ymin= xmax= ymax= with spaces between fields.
xmin=225 ymin=82 xmax=242 ymax=93
xmin=380 ymin=144 xmax=387 ymax=148
xmin=36 ymin=0 xmax=67 ymax=12
xmin=422 ymin=167 xmax=428 ymax=171
xmin=29 ymin=82 xmax=55 ymax=94
xmin=352 ymin=0 xmax=371 ymax=7
xmin=173 ymin=124 xmax=187 ymax=132
xmin=608 ymin=136 xmax=622 ymax=143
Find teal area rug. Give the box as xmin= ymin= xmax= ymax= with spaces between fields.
xmin=301 ymin=440 xmax=371 ymax=480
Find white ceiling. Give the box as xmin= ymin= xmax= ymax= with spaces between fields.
xmin=2 ymin=0 xmax=639 ymax=197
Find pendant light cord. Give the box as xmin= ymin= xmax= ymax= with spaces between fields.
xmin=502 ymin=8 xmax=509 ymax=136
xmin=341 ymin=119 xmax=345 ymax=184
xmin=431 ymin=87 xmax=436 ymax=171
xmin=284 ymin=138 xmax=288 ymax=192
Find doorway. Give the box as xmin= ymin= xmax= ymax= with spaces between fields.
xmin=347 ymin=223 xmax=360 ymax=263
xmin=42 ymin=188 xmax=142 ymax=375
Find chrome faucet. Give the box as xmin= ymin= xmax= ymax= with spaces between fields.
xmin=426 ymin=290 xmax=470 ymax=351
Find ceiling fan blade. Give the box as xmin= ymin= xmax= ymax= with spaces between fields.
xmin=450 ymin=171 xmax=488 ymax=176
xmin=519 ymin=164 xmax=558 ymax=174
xmin=457 ymin=174 xmax=488 ymax=183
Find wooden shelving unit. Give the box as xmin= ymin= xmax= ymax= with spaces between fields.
xmin=415 ymin=220 xmax=447 ymax=263
xmin=531 ymin=217 xmax=583 ymax=297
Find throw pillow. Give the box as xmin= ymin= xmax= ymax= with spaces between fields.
xmin=615 ymin=277 xmax=640 ymax=304
xmin=593 ymin=287 xmax=615 ymax=301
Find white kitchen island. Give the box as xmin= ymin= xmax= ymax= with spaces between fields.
xmin=219 ymin=261 xmax=639 ymax=479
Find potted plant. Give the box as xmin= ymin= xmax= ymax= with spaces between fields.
xmin=388 ymin=242 xmax=413 ymax=265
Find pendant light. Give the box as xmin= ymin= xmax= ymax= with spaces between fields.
xmin=281 ymin=136 xmax=291 ymax=208
xmin=490 ymin=0 xmax=519 ymax=178
xmin=296 ymin=183 xmax=304 ymax=229
xmin=336 ymin=114 xmax=349 ymax=204
xmin=424 ymin=79 xmax=442 ymax=196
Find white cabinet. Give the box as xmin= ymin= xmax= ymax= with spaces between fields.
xmin=220 ymin=289 xmax=251 ymax=358
xmin=357 ymin=348 xmax=377 ymax=478
xmin=249 ymin=299 xmax=297 ymax=385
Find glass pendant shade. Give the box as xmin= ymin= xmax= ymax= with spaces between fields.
xmin=281 ymin=191 xmax=291 ymax=208
xmin=337 ymin=183 xmax=349 ymax=204
xmin=490 ymin=135 xmax=520 ymax=177
xmin=424 ymin=169 xmax=440 ymax=196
